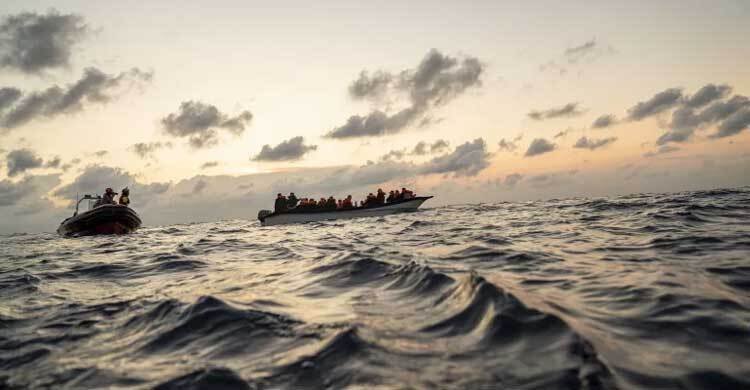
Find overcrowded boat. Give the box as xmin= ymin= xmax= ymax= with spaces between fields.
xmin=258 ymin=187 xmax=432 ymax=226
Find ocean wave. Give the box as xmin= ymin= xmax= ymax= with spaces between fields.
xmin=2 ymin=188 xmax=750 ymax=388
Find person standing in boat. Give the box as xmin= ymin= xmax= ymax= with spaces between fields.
xmin=376 ymin=189 xmax=386 ymax=205
xmin=119 ymin=188 xmax=130 ymax=206
xmin=93 ymin=188 xmax=117 ymax=207
xmin=274 ymin=193 xmax=288 ymax=213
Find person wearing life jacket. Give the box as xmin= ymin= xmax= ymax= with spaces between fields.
xmin=376 ymin=188 xmax=386 ymax=205
xmin=342 ymin=195 xmax=353 ymax=209
xmin=118 ymin=187 xmax=130 ymax=206
xmin=274 ymin=193 xmax=288 ymax=213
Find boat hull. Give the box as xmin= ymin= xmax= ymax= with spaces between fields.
xmin=259 ymin=196 xmax=432 ymax=226
xmin=57 ymin=204 xmax=142 ymax=237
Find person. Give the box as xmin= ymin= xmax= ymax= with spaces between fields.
xmin=386 ymin=190 xmax=395 ymax=203
xmin=274 ymin=193 xmax=287 ymax=213
xmin=343 ymin=195 xmax=353 ymax=209
xmin=393 ymin=189 xmax=401 ymax=201
xmin=337 ymin=199 xmax=343 ymax=209
xmin=402 ymin=187 xmax=414 ymax=199
xmin=118 ymin=187 xmax=130 ymax=206
xmin=93 ymin=187 xmax=117 ymax=207
xmin=363 ymin=193 xmax=376 ymax=207
xmin=326 ymin=196 xmax=337 ymax=209
xmin=287 ymin=192 xmax=299 ymax=209
xmin=376 ymin=188 xmax=386 ymax=205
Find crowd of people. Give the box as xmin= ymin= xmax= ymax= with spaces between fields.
xmin=274 ymin=187 xmax=416 ymax=213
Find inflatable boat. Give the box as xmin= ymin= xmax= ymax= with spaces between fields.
xmin=258 ymin=196 xmax=432 ymax=226
xmin=57 ymin=195 xmax=142 ymax=237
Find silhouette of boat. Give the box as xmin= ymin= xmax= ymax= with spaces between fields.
xmin=57 ymin=195 xmax=142 ymax=237
xmin=258 ymin=196 xmax=433 ymax=226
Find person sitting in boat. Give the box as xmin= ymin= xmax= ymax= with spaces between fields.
xmin=287 ymin=192 xmax=298 ymax=209
xmin=363 ymin=193 xmax=377 ymax=207
xmin=401 ymin=187 xmax=414 ymax=199
xmin=386 ymin=190 xmax=395 ymax=203
xmin=393 ymin=189 xmax=401 ymax=201
xmin=274 ymin=193 xmax=288 ymax=213
xmin=337 ymin=199 xmax=343 ymax=209
xmin=118 ymin=187 xmax=130 ymax=206
xmin=342 ymin=195 xmax=353 ymax=209
xmin=376 ymin=189 xmax=386 ymax=205
xmin=326 ymin=196 xmax=337 ymax=210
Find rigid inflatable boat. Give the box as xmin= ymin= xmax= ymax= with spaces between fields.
xmin=57 ymin=195 xmax=142 ymax=237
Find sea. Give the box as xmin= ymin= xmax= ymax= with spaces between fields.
xmin=1 ymin=187 xmax=749 ymax=389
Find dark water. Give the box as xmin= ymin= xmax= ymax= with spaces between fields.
xmin=2 ymin=188 xmax=750 ymax=389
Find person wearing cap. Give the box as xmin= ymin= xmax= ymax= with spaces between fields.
xmin=274 ymin=193 xmax=287 ymax=213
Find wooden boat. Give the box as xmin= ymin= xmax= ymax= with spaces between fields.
xmin=258 ymin=196 xmax=432 ymax=226
xmin=57 ymin=195 xmax=142 ymax=237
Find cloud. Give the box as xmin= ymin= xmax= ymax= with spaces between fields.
xmin=327 ymin=49 xmax=483 ymax=139
xmin=0 ymin=176 xmax=36 ymax=206
xmin=193 ymin=179 xmax=208 ymax=194
xmin=200 ymin=161 xmax=219 ymax=169
xmin=644 ymin=145 xmax=680 ymax=158
xmin=380 ymin=149 xmax=406 ymax=161
xmin=6 ymin=148 xmax=43 ymax=176
xmin=419 ymin=138 xmax=491 ymax=177
xmin=524 ymin=138 xmax=556 ymax=157
xmin=411 ymin=139 xmax=451 ymax=155
xmin=161 ymin=101 xmax=253 ymax=148
xmin=52 ymin=165 xmax=170 ymax=206
xmin=712 ymin=108 xmax=750 ymax=138
xmin=658 ymin=93 xmax=750 ymax=145
xmin=553 ymin=129 xmax=572 ymax=139
xmin=251 ymin=136 xmax=317 ymax=162
xmin=1 ymin=67 xmax=152 ymax=130
xmin=564 ymin=39 xmax=596 ymax=63
xmin=0 ymin=88 xmax=22 ymax=111
xmin=573 ymin=136 xmax=617 ymax=150
xmin=627 ymin=88 xmax=683 ymax=121
xmin=684 ymin=84 xmax=732 ymax=109
xmin=349 ymin=70 xmax=393 ymax=100
xmin=0 ymin=10 xmax=89 ymax=74
xmin=497 ymin=135 xmax=522 ymax=152
xmin=591 ymin=114 xmax=617 ymax=129
xmin=528 ymin=103 xmax=584 ymax=120
xmin=504 ymin=173 xmax=523 ymax=187
xmin=326 ymin=107 xmax=420 ymax=139
xmin=93 ymin=150 xmax=108 ymax=158
xmin=44 ymin=156 xmax=61 ymax=168
xmin=129 ymin=142 xmax=171 ymax=159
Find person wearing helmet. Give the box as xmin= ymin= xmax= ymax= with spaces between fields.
xmin=119 ymin=188 xmax=130 ymax=206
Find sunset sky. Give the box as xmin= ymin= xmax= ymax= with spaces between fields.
xmin=1 ymin=0 xmax=749 ymax=233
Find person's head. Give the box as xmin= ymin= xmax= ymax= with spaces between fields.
xmin=290 ymin=192 xmax=295 ymax=196
xmin=122 ymin=187 xmax=129 ymax=196
xmin=105 ymin=187 xmax=116 ymax=195
xmin=402 ymin=187 xmax=406 ymax=191
xmin=347 ymin=195 xmax=352 ymax=199
xmin=277 ymin=193 xmax=283 ymax=198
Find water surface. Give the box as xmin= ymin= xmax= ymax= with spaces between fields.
xmin=2 ymin=188 xmax=750 ymax=389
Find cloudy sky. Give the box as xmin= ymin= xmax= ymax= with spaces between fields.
xmin=1 ymin=0 xmax=749 ymax=234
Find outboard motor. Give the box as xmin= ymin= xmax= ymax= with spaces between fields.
xmin=258 ymin=210 xmax=273 ymax=221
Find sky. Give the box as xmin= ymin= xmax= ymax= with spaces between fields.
xmin=1 ymin=0 xmax=749 ymax=234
